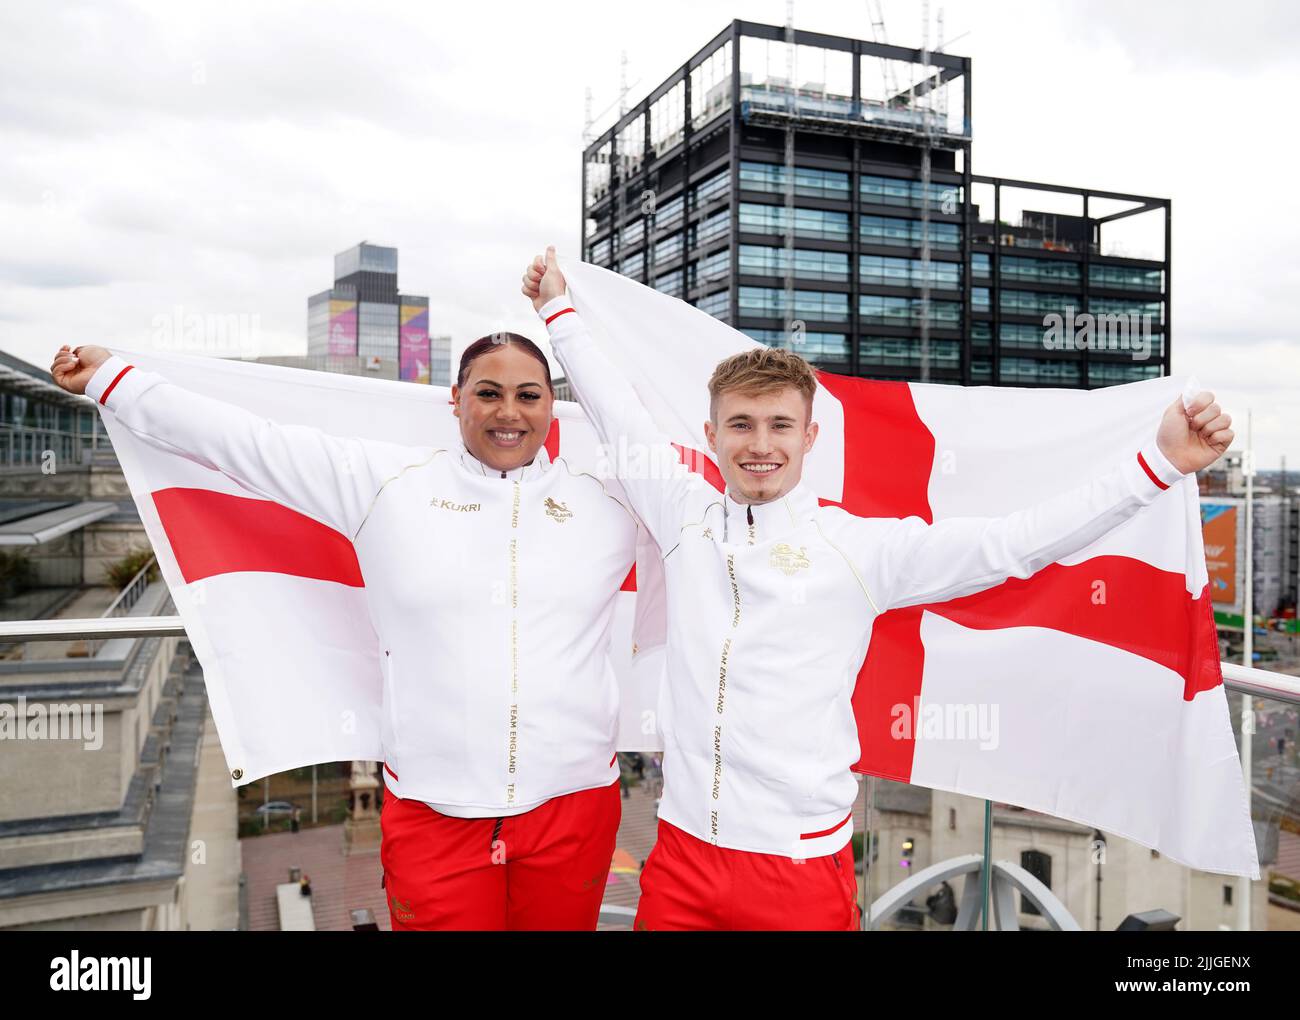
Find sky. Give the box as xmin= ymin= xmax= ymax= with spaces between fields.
xmin=1 ymin=0 xmax=1296 ymax=466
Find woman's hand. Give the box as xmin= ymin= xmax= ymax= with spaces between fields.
xmin=521 ymin=245 xmax=567 ymax=312
xmin=50 ymin=345 xmax=111 ymax=395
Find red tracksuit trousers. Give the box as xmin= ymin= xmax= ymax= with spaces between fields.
xmin=380 ymin=777 xmax=621 ymax=930
xmin=633 ymin=819 xmax=861 ymax=931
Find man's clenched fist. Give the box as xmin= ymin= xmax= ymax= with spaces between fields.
xmin=1156 ymin=391 xmax=1233 ymax=474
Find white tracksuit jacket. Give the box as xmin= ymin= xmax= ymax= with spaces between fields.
xmin=86 ymin=354 xmax=638 ymax=817
xmin=538 ymin=295 xmax=1188 ymax=860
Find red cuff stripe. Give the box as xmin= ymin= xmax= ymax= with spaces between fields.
xmin=800 ymin=809 xmax=852 ymax=840
xmin=609 ymin=752 xmax=618 ymax=767
xmin=1136 ymin=450 xmax=1169 ymax=490
xmin=98 ymin=364 xmax=134 ymax=405
xmin=383 ymin=761 xmax=399 ymax=781
xmin=544 ymin=307 xmax=576 ymax=326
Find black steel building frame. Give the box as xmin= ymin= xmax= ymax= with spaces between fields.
xmin=580 ymin=19 xmax=1171 ymax=388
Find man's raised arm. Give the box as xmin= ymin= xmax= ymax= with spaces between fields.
xmin=852 ymin=393 xmax=1233 ymax=613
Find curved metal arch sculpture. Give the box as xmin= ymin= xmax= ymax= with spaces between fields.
xmin=866 ymin=852 xmax=1081 ymax=931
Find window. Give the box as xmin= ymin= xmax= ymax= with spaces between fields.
xmin=738 ymin=203 xmax=850 ymax=241
xmin=587 ymin=237 xmax=612 ymax=266
xmin=691 ymin=169 xmax=730 ymax=210
xmin=1000 ymin=357 xmax=1081 ymax=385
xmin=691 ymin=210 xmax=729 ymax=248
xmin=653 ymin=193 xmax=685 ymax=232
xmin=859 ymin=255 xmax=961 ymax=290
xmin=738 ymin=161 xmax=850 ymax=200
xmin=738 ymin=245 xmax=848 ymax=282
xmin=793 ymin=207 xmax=850 ymax=241
xmin=653 ymin=231 xmax=684 ymax=263
xmin=616 ymin=114 xmax=645 ymax=177
xmin=738 ymin=286 xmax=850 ymax=323
xmin=619 ymin=218 xmax=645 ymax=249
xmin=654 ymin=269 xmax=683 ymax=297
xmin=1089 ymin=263 xmax=1163 ymax=292
xmin=860 ymin=174 xmax=963 ymax=210
xmin=695 ymin=290 xmax=730 ymax=320
xmin=1000 ymin=322 xmax=1050 ymax=351
xmin=860 ymin=214 xmax=960 ymax=250
xmin=1088 ymin=362 xmax=1163 ymax=385
xmin=1000 ymin=289 xmax=1079 ymax=319
xmin=859 ymin=336 xmax=960 ymax=369
xmin=649 ymin=81 xmax=685 ymax=156
xmin=585 ymin=141 xmax=612 ymax=206
xmin=1090 ymin=297 xmax=1164 ymax=324
xmin=741 ymin=328 xmax=850 ymax=364
xmin=738 ymin=161 xmax=780 ymax=193
xmin=1000 ymin=255 xmax=1080 ymax=285
xmin=689 ymin=249 xmax=731 ymax=288
xmin=1020 ymin=850 xmax=1052 ymax=916
xmin=689 ymin=42 xmax=732 ymax=130
xmin=619 ymin=252 xmax=644 ymax=279
xmin=858 ymin=295 xmax=961 ymax=326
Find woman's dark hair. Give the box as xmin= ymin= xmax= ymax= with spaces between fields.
xmin=457 ymin=332 xmax=554 ymax=393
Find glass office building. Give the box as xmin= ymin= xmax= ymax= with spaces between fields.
xmin=307 ymin=243 xmax=433 ymax=383
xmin=428 ymin=334 xmax=452 ymax=387
xmin=581 ymin=20 xmax=1170 ymax=388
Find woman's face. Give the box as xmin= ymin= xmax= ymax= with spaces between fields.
xmin=451 ymin=343 xmax=554 ymax=472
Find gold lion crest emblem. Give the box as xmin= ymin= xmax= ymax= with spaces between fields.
xmin=544 ymin=497 xmax=573 ymax=523
xmin=769 ymin=543 xmax=810 ymax=575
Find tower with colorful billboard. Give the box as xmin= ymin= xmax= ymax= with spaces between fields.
xmin=307 ymin=242 xmax=431 ymax=382
xmin=1200 ymin=495 xmax=1292 ymax=629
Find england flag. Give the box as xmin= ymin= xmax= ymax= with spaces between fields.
xmin=90 ymin=257 xmax=1259 ymax=878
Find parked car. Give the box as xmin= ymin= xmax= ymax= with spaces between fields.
xmin=254 ymin=801 xmax=297 ymax=818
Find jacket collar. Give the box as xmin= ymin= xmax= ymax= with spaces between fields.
xmin=721 ymin=480 xmax=819 ymax=543
xmin=456 ymin=439 xmax=552 ymax=482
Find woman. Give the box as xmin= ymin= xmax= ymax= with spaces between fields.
xmin=51 ymin=335 xmax=639 ymax=930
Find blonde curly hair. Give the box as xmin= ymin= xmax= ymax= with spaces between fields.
xmin=707 ymin=346 xmax=817 ymax=422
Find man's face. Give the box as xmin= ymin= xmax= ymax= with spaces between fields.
xmin=703 ymin=386 xmax=818 ymax=505
xmin=451 ymin=344 xmax=554 ymax=472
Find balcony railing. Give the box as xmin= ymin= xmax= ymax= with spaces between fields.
xmin=0 ymin=615 xmax=1294 ymax=706
xmin=0 ymin=424 xmax=103 ymax=469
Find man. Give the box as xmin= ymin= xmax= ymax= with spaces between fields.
xmin=523 ymin=247 xmax=1233 ymax=930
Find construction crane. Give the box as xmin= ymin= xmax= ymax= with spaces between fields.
xmin=783 ymin=0 xmax=797 ymax=352
xmin=866 ymin=0 xmax=900 ymax=105
xmin=871 ymin=1 xmax=945 ymax=382
xmin=918 ymin=0 xmax=933 ymax=382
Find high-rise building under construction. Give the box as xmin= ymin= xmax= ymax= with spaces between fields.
xmin=580 ymin=19 xmax=1170 ymax=388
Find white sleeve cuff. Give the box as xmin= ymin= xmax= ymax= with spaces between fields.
xmin=1137 ymin=437 xmax=1186 ymax=490
xmin=537 ymin=295 xmax=575 ymax=328
xmin=85 ymin=354 xmax=132 ymax=406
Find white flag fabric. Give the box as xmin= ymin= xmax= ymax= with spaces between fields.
xmin=95 ymin=257 xmax=1258 ymax=878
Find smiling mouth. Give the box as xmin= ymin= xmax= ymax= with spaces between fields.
xmin=487 ymin=428 xmax=528 ymax=448
xmin=739 ymin=462 xmax=782 ymax=476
